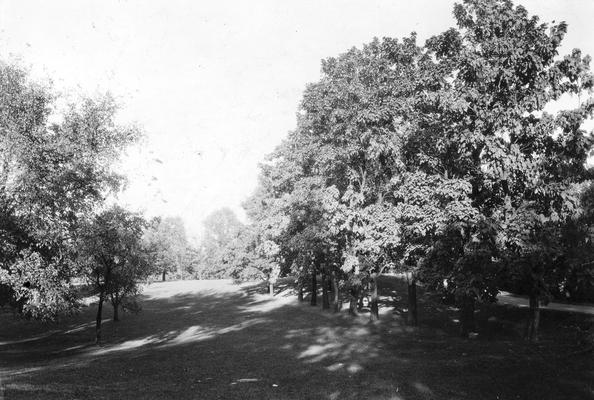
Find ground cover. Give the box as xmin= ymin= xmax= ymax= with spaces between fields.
xmin=0 ymin=278 xmax=592 ymax=400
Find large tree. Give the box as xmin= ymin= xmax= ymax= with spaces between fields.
xmin=417 ymin=0 xmax=594 ymax=339
xmin=232 ymin=0 xmax=594 ymax=341
xmin=277 ymin=35 xmax=438 ymax=318
xmin=0 ymin=61 xmax=140 ymax=318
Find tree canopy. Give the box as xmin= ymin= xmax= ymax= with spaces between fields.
xmin=224 ymin=0 xmax=594 ymax=340
xmin=0 ymin=61 xmax=141 ymax=318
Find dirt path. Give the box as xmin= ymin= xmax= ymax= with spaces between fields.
xmin=384 ymin=273 xmax=594 ymax=316
xmin=497 ymin=292 xmax=594 ymax=315
xmin=0 ymin=280 xmax=591 ymax=400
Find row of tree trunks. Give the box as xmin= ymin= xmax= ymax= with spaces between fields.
xmin=306 ymin=267 xmax=342 ymax=312
xmin=302 ymin=267 xmax=541 ymax=341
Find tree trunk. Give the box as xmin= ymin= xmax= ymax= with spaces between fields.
xmin=269 ymin=281 xmax=274 ymax=297
xmin=526 ymin=294 xmax=540 ymax=342
xmin=460 ymin=295 xmax=476 ymax=337
xmin=322 ymin=270 xmax=330 ymax=310
xmin=111 ymin=292 xmax=120 ymax=322
xmin=95 ymin=291 xmax=105 ymax=344
xmin=162 ymin=270 xmax=166 ymax=282
xmin=349 ymin=286 xmax=359 ymax=316
xmin=113 ymin=302 xmax=119 ymax=322
xmin=310 ymin=269 xmax=317 ymax=306
xmin=332 ymin=272 xmax=341 ymax=313
xmin=297 ymin=282 xmax=304 ymax=302
xmin=370 ymin=274 xmax=379 ymax=322
xmin=407 ymin=274 xmax=418 ymax=326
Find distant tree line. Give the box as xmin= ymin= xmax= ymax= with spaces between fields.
xmin=199 ymin=0 xmax=594 ymax=341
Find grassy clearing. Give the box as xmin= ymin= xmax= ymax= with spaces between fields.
xmin=0 ymin=278 xmax=592 ymax=400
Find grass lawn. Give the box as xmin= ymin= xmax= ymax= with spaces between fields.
xmin=0 ymin=277 xmax=592 ymax=400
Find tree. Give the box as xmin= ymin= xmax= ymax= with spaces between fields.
xmin=198 ymin=208 xmax=245 ymax=278
xmin=276 ymin=35 xmax=434 ymax=319
xmin=0 ymin=61 xmax=140 ymax=319
xmin=218 ymin=227 xmax=263 ymax=282
xmin=552 ymin=183 xmax=594 ymax=303
xmin=143 ymin=216 xmax=188 ymax=281
xmin=77 ymin=206 xmax=151 ymax=343
xmin=419 ymin=0 xmax=594 ymax=339
xmin=395 ymin=172 xmax=498 ymax=333
xmin=231 ymin=0 xmax=594 ymax=341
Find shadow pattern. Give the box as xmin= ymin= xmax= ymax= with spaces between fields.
xmin=0 ymin=279 xmax=592 ymax=400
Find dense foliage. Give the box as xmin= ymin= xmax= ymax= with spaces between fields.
xmin=3 ymin=0 xmax=593 ymax=346
xmin=218 ymin=0 xmax=594 ymax=340
xmin=143 ymin=216 xmax=192 ymax=281
xmin=77 ymin=205 xmax=152 ymax=342
xmin=0 ymin=61 xmax=142 ymax=319
xmin=0 ymin=59 xmax=204 ymax=344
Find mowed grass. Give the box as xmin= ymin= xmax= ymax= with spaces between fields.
xmin=0 ymin=277 xmax=592 ymax=400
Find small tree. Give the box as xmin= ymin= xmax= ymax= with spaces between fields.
xmin=197 ymin=208 xmax=244 ymax=279
xmin=143 ymin=216 xmax=188 ymax=281
xmin=78 ymin=206 xmax=150 ymax=343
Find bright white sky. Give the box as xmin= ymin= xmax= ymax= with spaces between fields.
xmin=1 ymin=0 xmax=593 ymax=242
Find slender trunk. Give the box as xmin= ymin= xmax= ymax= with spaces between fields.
xmin=332 ymin=272 xmax=340 ymax=313
xmin=113 ymin=302 xmax=119 ymax=322
xmin=526 ymin=294 xmax=540 ymax=342
xmin=111 ymin=292 xmax=120 ymax=322
xmin=297 ymin=282 xmax=304 ymax=302
xmin=407 ymin=274 xmax=418 ymax=326
xmin=95 ymin=291 xmax=105 ymax=344
xmin=370 ymin=274 xmax=379 ymax=322
xmin=322 ymin=270 xmax=330 ymax=310
xmin=269 ymin=281 xmax=274 ymax=297
xmin=310 ymin=269 xmax=317 ymax=306
xmin=460 ymin=295 xmax=476 ymax=337
xmin=349 ymin=286 xmax=359 ymax=316
xmin=162 ymin=270 xmax=166 ymax=282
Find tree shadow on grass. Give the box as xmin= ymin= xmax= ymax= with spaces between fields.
xmin=1 ymin=279 xmax=592 ymax=400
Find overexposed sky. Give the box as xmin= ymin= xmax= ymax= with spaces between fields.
xmin=1 ymin=0 xmax=593 ymax=241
